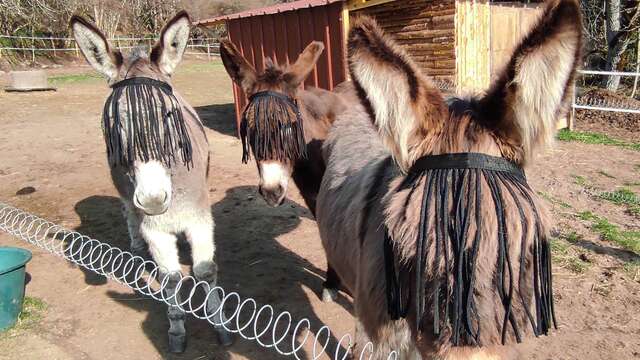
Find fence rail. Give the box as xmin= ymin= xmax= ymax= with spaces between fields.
xmin=573 ymin=69 xmax=640 ymax=115
xmin=0 ymin=34 xmax=220 ymax=60
xmin=0 ymin=201 xmax=398 ymax=360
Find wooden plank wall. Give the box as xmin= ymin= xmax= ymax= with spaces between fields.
xmin=490 ymin=3 xmax=543 ymax=77
xmin=350 ymin=0 xmax=456 ymax=85
xmin=455 ymin=0 xmax=491 ymax=93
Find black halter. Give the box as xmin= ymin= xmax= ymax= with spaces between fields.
xmin=240 ymin=90 xmax=307 ymax=163
xmin=102 ymin=77 xmax=193 ymax=169
xmin=384 ymin=152 xmax=555 ymax=347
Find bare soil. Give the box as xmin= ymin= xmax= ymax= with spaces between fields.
xmin=0 ymin=60 xmax=638 ymax=359
xmin=575 ymin=88 xmax=640 ymax=143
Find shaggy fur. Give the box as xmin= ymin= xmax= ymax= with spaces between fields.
xmin=316 ymin=0 xmax=582 ymax=358
xmin=71 ymin=12 xmax=232 ymax=352
xmin=220 ymin=40 xmax=351 ymax=299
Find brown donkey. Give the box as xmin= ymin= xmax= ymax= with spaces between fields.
xmin=219 ymin=40 xmax=350 ymax=301
xmin=316 ymin=0 xmax=582 ymax=358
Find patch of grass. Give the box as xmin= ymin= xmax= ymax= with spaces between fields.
xmin=49 ymin=73 xmax=102 ymax=85
xmin=599 ymin=188 xmax=640 ymax=206
xmin=572 ymin=174 xmax=594 ymax=189
xmin=537 ymin=191 xmax=572 ymax=209
xmin=623 ymin=261 xmax=640 ymax=282
xmin=599 ymin=188 xmax=640 ymax=218
xmin=624 ymin=181 xmax=640 ymax=187
xmin=578 ymin=211 xmax=640 ymax=253
xmin=597 ymin=170 xmax=616 ymax=179
xmin=561 ymin=230 xmax=583 ymax=243
xmin=627 ymin=205 xmax=640 ymax=217
xmin=550 ymin=236 xmax=591 ymax=273
xmin=0 ymin=297 xmax=47 ymax=335
xmin=557 ymin=129 xmax=640 ymax=151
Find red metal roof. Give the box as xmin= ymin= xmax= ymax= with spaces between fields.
xmin=195 ymin=0 xmax=345 ymax=25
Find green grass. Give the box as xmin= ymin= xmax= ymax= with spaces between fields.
xmin=557 ymin=129 xmax=640 ymax=151
xmin=550 ymin=236 xmax=591 ymax=273
xmin=49 ymin=73 xmax=102 ymax=85
xmin=561 ymin=230 xmax=583 ymax=243
xmin=598 ymin=188 xmax=640 ymax=218
xmin=572 ymin=174 xmax=591 ymax=188
xmin=624 ymin=181 xmax=640 ymax=187
xmin=0 ymin=297 xmax=47 ymax=335
xmin=578 ymin=211 xmax=640 ymax=253
xmin=599 ymin=188 xmax=640 ymax=206
xmin=537 ymin=191 xmax=572 ymax=209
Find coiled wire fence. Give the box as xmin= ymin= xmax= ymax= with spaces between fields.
xmin=0 ymin=201 xmax=398 ymax=360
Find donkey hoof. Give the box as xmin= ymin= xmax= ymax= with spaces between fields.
xmin=168 ymin=333 xmax=187 ymax=353
xmin=216 ymin=328 xmax=234 ymax=347
xmin=321 ymin=287 xmax=338 ymax=303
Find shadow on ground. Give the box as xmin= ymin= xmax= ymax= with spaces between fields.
xmin=71 ymin=188 xmax=351 ymax=359
xmin=195 ymin=103 xmax=237 ymax=137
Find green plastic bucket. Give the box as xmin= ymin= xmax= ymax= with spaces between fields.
xmin=0 ymin=247 xmax=32 ymax=331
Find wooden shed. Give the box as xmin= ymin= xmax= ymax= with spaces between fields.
xmin=196 ymin=0 xmax=543 ymax=125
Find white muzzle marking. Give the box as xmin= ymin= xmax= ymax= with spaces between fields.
xmin=133 ymin=160 xmax=172 ymax=215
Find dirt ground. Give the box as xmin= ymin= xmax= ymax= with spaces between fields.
xmin=0 ymin=59 xmax=638 ymax=360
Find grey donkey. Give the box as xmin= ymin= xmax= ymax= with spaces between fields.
xmin=71 ymin=11 xmax=233 ymax=352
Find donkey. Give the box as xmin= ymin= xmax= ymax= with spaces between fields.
xmin=71 ymin=12 xmax=232 ymax=352
xmin=316 ymin=0 xmax=582 ymax=358
xmin=219 ymin=40 xmax=350 ymax=301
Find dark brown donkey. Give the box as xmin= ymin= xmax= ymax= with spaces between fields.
xmin=317 ymin=0 xmax=582 ymax=358
xmin=219 ymin=40 xmax=349 ymax=301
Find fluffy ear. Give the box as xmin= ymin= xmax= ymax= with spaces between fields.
xmin=70 ymin=15 xmax=122 ymax=81
xmin=219 ymin=39 xmax=258 ymax=95
xmin=150 ymin=11 xmax=191 ymax=76
xmin=481 ymin=0 xmax=583 ymax=164
xmin=347 ymin=16 xmax=447 ymax=172
xmin=283 ymin=41 xmax=324 ymax=89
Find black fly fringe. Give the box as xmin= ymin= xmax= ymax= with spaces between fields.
xmin=384 ymin=153 xmax=555 ymax=347
xmin=240 ymin=91 xmax=306 ymax=163
xmin=102 ymin=77 xmax=193 ymax=169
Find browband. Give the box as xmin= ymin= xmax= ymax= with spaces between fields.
xmin=248 ymin=90 xmax=297 ymax=104
xmin=111 ymin=77 xmax=173 ymax=93
xmin=410 ymin=153 xmax=525 ymax=179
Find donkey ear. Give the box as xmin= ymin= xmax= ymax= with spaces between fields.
xmin=283 ymin=41 xmax=324 ymax=89
xmin=150 ymin=11 xmax=191 ymax=76
xmin=70 ymin=15 xmax=122 ymax=82
xmin=219 ymin=39 xmax=258 ymax=95
xmin=481 ymin=0 xmax=582 ymax=163
xmin=348 ymin=16 xmax=447 ymax=172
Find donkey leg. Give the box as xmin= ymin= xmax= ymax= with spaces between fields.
xmin=143 ymin=229 xmax=187 ymax=353
xmin=186 ymin=223 xmax=234 ymax=347
xmin=322 ymin=264 xmax=340 ymax=302
xmin=122 ymin=202 xmax=148 ymax=258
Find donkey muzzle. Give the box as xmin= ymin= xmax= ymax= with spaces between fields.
xmin=258 ymin=185 xmax=286 ymax=207
xmin=134 ymin=191 xmax=170 ymax=216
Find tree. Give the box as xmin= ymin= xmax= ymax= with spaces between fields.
xmin=602 ymin=0 xmax=640 ymax=91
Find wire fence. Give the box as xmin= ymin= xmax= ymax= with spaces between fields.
xmin=0 ymin=34 xmax=220 ymax=61
xmin=0 ymin=201 xmax=398 ymax=360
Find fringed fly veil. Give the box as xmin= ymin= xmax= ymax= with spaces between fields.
xmin=384 ymin=153 xmax=555 ymax=347
xmin=102 ymin=77 xmax=193 ymax=168
xmin=240 ymin=91 xmax=307 ymax=163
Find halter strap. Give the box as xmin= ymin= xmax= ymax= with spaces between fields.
xmin=111 ymin=77 xmax=173 ymax=93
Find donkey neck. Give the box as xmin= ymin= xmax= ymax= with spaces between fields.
xmin=290 ymin=87 xmax=345 ymax=215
